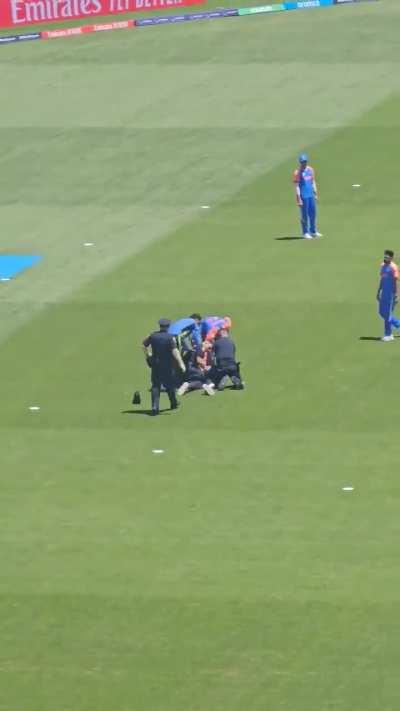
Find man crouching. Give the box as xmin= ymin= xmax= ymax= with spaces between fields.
xmin=211 ymin=328 xmax=244 ymax=391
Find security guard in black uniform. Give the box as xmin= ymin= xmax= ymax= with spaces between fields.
xmin=142 ymin=318 xmax=186 ymax=416
xmin=212 ymin=328 xmax=244 ymax=391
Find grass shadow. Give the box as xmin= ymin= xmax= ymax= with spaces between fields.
xmin=122 ymin=408 xmax=171 ymax=416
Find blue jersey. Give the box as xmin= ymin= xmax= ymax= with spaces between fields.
xmin=168 ymin=318 xmax=202 ymax=346
xmin=379 ymin=261 xmax=398 ymax=301
xmin=293 ymin=165 xmax=315 ymax=200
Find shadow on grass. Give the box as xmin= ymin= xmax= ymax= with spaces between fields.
xmin=275 ymin=236 xmax=304 ymax=241
xmin=359 ymin=336 xmax=382 ymax=342
xmin=122 ymin=408 xmax=171 ymax=416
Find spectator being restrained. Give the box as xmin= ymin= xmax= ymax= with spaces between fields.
xmin=177 ymin=340 xmax=215 ymax=397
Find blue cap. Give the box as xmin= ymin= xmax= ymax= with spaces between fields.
xmin=299 ymin=153 xmax=308 ymax=163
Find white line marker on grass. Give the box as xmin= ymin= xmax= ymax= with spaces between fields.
xmin=84 ymin=242 xmax=95 ymax=247
xmin=201 ymin=205 xmax=210 ymax=209
xmin=352 ymin=184 xmax=361 ymax=188
xmin=29 ymin=406 xmax=40 ymax=411
xmin=152 ymin=449 xmax=164 ymax=455
xmin=342 ymin=486 xmax=354 ymax=492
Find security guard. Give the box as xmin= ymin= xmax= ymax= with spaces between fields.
xmin=142 ymin=318 xmax=186 ymax=416
xmin=212 ymin=328 xmax=244 ymax=391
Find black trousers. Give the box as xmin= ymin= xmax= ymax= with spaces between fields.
xmin=212 ymin=362 xmax=242 ymax=389
xmin=151 ymin=367 xmax=177 ymax=412
xmin=185 ymin=366 xmax=207 ymax=391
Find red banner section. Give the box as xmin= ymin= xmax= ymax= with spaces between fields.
xmin=0 ymin=0 xmax=205 ymax=28
xmin=41 ymin=18 xmax=134 ymax=37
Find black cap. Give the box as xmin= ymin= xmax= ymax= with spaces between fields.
xmin=158 ymin=318 xmax=171 ymax=328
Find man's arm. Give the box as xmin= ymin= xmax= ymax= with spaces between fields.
xmin=172 ymin=347 xmax=186 ymax=372
xmin=142 ymin=336 xmax=153 ymax=366
xmin=293 ymin=170 xmax=302 ymax=206
xmin=393 ymin=267 xmax=398 ymax=303
xmin=312 ymin=168 xmax=319 ymax=200
xmin=142 ymin=336 xmax=150 ymax=353
xmin=196 ymin=349 xmax=208 ymax=371
xmin=376 ymin=280 xmax=382 ymax=301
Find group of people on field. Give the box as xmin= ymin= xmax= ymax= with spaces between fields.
xmin=293 ymin=155 xmax=400 ymax=341
xmin=140 ymin=314 xmax=244 ymax=416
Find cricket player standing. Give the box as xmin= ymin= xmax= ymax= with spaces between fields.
xmin=377 ymin=250 xmax=400 ymax=342
xmin=293 ymin=154 xmax=323 ymax=239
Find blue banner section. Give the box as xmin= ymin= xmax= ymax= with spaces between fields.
xmin=284 ymin=0 xmax=333 ymax=9
xmin=136 ymin=8 xmax=238 ymax=25
xmin=18 ymin=32 xmax=41 ymax=40
xmin=0 ymin=35 xmax=18 ymax=43
xmin=0 ymin=255 xmax=42 ymax=280
xmin=334 ymin=0 xmax=378 ymax=4
xmin=0 ymin=32 xmax=40 ymax=45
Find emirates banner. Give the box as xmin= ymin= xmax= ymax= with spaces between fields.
xmin=0 ymin=0 xmax=205 ymax=28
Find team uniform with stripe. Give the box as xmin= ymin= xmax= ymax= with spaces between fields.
xmin=379 ymin=260 xmax=400 ymax=337
xmin=293 ymin=165 xmax=318 ymax=236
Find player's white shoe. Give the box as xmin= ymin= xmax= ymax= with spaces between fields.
xmin=303 ymin=233 xmax=313 ymax=239
xmin=381 ymin=335 xmax=395 ymax=342
xmin=177 ymin=382 xmax=189 ymax=395
xmin=312 ymin=232 xmax=323 ymax=237
xmin=202 ymin=383 xmax=215 ymax=396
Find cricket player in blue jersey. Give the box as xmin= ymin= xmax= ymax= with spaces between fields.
xmin=293 ymin=154 xmax=323 ymax=239
xmin=377 ymin=249 xmax=400 ymax=341
xmin=168 ymin=315 xmax=202 ymax=347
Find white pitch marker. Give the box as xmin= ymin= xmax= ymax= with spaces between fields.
xmin=83 ymin=242 xmax=95 ymax=247
xmin=201 ymin=205 xmax=210 ymax=209
xmin=29 ymin=406 xmax=40 ymax=412
xmin=352 ymin=184 xmax=361 ymax=188
xmin=152 ymin=449 xmax=164 ymax=455
xmin=342 ymin=486 xmax=354 ymax=492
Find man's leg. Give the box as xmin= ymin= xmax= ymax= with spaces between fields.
xmin=167 ymin=389 xmax=178 ymax=409
xmin=390 ymin=301 xmax=400 ymax=329
xmin=217 ymin=375 xmax=230 ymax=391
xmin=211 ymin=368 xmax=228 ymax=390
xmin=151 ymin=380 xmax=161 ymax=414
xmin=308 ymin=198 xmax=317 ymax=235
xmin=162 ymin=373 xmax=178 ymax=409
xmin=384 ymin=318 xmax=393 ymax=338
xmin=151 ymin=368 xmax=162 ymax=415
xmin=226 ymin=365 xmax=244 ymax=389
xmin=300 ymin=201 xmax=309 ymax=236
xmin=188 ymin=381 xmax=203 ymax=391
xmin=380 ymin=301 xmax=394 ymax=339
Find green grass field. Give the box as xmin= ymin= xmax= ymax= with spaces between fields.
xmin=1 ymin=1 xmax=400 ymax=709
